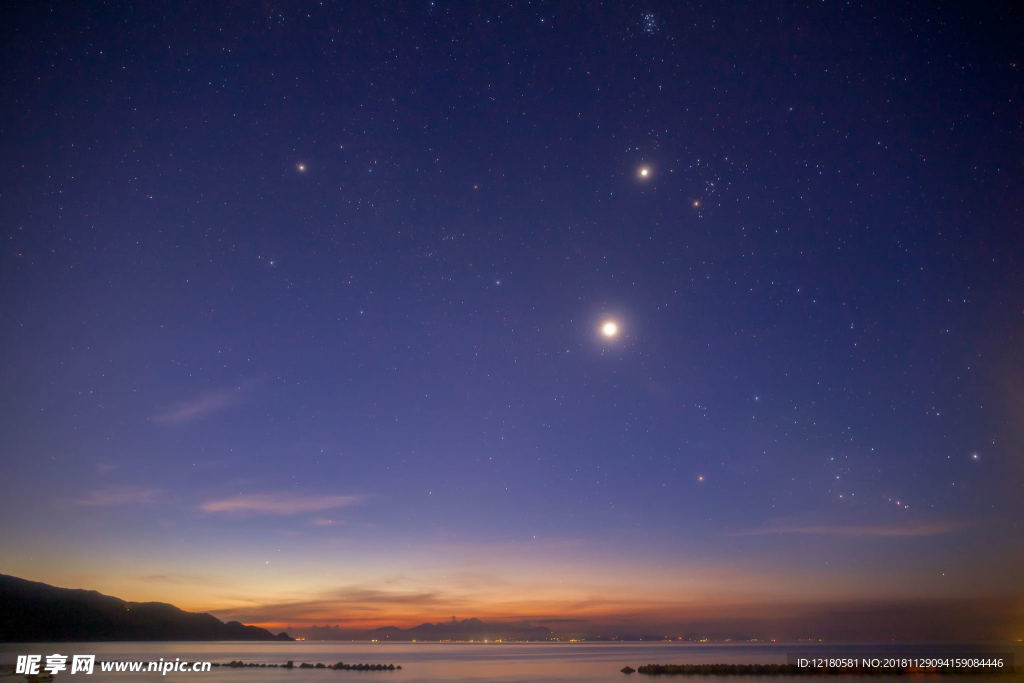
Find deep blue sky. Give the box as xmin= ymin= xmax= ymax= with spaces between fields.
xmin=1 ymin=1 xmax=1021 ymax=638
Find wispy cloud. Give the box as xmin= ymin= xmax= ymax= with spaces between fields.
xmin=199 ymin=493 xmax=364 ymax=516
xmin=432 ymin=538 xmax=587 ymax=555
xmin=212 ymin=586 xmax=460 ymax=624
xmin=730 ymin=520 xmax=965 ymax=538
xmin=153 ymin=383 xmax=253 ymax=424
xmin=74 ymin=486 xmax=161 ymax=507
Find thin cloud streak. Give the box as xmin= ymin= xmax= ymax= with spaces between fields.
xmin=199 ymin=493 xmax=364 ymax=516
xmin=211 ymin=586 xmax=467 ymax=625
xmin=153 ymin=383 xmax=253 ymax=424
xmin=74 ymin=486 xmax=161 ymax=507
xmin=730 ymin=520 xmax=965 ymax=538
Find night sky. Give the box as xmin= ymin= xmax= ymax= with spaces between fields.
xmin=2 ymin=2 xmax=1022 ymax=639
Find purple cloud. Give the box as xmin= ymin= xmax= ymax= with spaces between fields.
xmin=153 ymin=383 xmax=252 ymax=424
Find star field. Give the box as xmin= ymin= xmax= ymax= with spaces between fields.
xmin=0 ymin=0 xmax=1021 ymax=638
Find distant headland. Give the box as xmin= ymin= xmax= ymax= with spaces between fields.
xmin=295 ymin=618 xmax=553 ymax=642
xmin=0 ymin=574 xmax=291 ymax=642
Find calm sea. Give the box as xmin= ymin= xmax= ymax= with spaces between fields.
xmin=1 ymin=641 xmax=1019 ymax=682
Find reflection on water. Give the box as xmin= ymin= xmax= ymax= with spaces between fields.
xmin=0 ymin=642 xmax=1019 ymax=683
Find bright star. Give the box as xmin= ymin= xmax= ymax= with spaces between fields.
xmin=601 ymin=321 xmax=619 ymax=338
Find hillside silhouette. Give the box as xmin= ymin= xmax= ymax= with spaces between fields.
xmin=300 ymin=617 xmax=552 ymax=641
xmin=0 ymin=574 xmax=291 ymax=642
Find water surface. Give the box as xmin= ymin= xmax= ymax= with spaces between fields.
xmin=1 ymin=641 xmax=1018 ymax=682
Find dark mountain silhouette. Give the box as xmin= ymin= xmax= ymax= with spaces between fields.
xmin=298 ymin=617 xmax=552 ymax=641
xmin=0 ymin=574 xmax=291 ymax=642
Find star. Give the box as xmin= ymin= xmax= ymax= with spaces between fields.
xmin=600 ymin=320 xmax=619 ymax=338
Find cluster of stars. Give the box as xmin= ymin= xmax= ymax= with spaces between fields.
xmin=641 ymin=12 xmax=659 ymax=35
